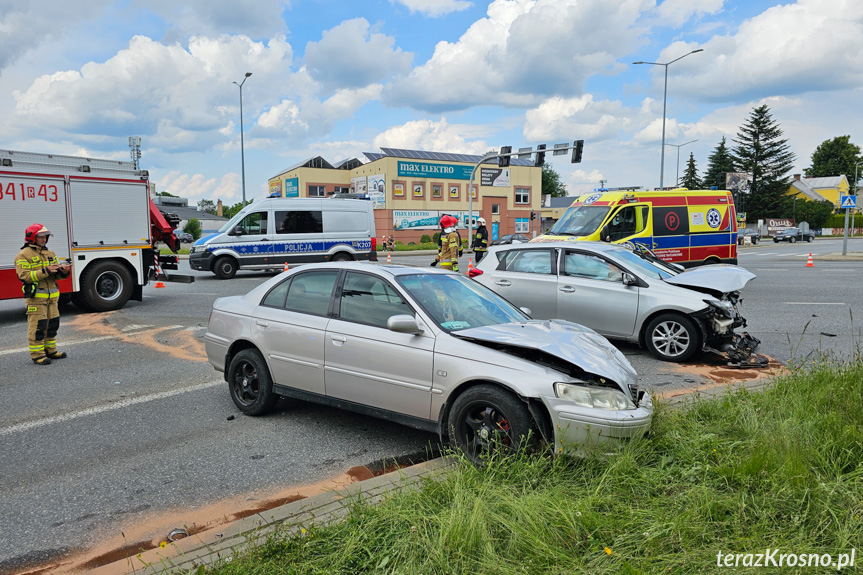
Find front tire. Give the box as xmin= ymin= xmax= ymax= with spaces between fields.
xmin=228 ymin=349 xmax=279 ymax=416
xmin=72 ymin=260 xmax=133 ymax=312
xmin=448 ymin=385 xmax=534 ymax=464
xmin=213 ymin=256 xmax=238 ymax=279
xmin=644 ymin=313 xmax=700 ymax=362
xmin=789 ymin=237 xmax=796 ymax=244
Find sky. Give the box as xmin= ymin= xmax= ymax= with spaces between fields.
xmin=1 ymin=0 xmax=861 ymax=206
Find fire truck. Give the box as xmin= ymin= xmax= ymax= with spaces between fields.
xmin=0 ymin=149 xmax=193 ymax=312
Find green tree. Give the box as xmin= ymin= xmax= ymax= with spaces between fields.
xmin=702 ymin=136 xmax=736 ymax=190
xmin=154 ymin=191 xmax=178 ymax=197
xmin=804 ymin=135 xmax=863 ymax=192
xmin=784 ymin=196 xmax=835 ymax=228
xmin=197 ymin=199 xmax=217 ymax=214
xmin=221 ymin=200 xmax=252 ymax=219
xmin=732 ymin=105 xmax=796 ymax=221
xmin=541 ymin=163 xmax=567 ymax=197
xmin=184 ymin=218 xmax=202 ymax=240
xmin=679 ymin=152 xmax=702 ymax=189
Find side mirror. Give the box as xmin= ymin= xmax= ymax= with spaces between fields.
xmin=387 ymin=314 xmax=424 ymax=334
xmin=519 ymin=307 xmax=532 ymax=317
xmin=622 ymin=273 xmax=638 ymax=286
xmin=600 ymin=225 xmax=611 ymax=242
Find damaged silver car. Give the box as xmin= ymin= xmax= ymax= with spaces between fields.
xmin=470 ymin=241 xmax=764 ymax=367
xmin=204 ymin=263 xmax=653 ymax=461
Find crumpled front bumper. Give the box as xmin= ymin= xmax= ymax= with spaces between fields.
xmin=540 ymin=393 xmax=654 ymax=453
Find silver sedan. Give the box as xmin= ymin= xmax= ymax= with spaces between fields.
xmin=204 ymin=262 xmax=652 ymax=461
xmin=470 ymin=242 xmax=760 ymax=365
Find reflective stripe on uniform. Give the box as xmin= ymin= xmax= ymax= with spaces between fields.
xmin=31 ymin=271 xmax=39 ymax=282
xmin=33 ymin=292 xmax=59 ymax=299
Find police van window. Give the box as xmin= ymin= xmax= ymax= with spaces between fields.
xmin=235 ymin=212 xmax=267 ymax=235
xmin=563 ymin=252 xmax=623 ymax=282
xmin=606 ymin=206 xmax=647 ymax=241
xmin=275 ymin=210 xmax=324 ymax=234
xmin=500 ymin=249 xmax=553 ymax=275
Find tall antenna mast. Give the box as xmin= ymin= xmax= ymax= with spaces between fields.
xmin=128 ymin=136 xmax=142 ymax=169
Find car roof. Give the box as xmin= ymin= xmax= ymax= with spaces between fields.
xmin=489 ymin=240 xmax=624 ymax=254
xmin=284 ymin=261 xmax=459 ymax=280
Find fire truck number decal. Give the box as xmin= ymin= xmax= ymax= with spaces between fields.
xmin=0 ymin=182 xmax=59 ymax=202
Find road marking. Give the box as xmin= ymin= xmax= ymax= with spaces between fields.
xmin=782 ymin=302 xmax=848 ymax=305
xmin=0 ymin=379 xmax=223 ymax=437
xmin=0 ymin=335 xmax=115 ymax=356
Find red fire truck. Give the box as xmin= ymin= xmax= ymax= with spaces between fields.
xmin=1 ymin=149 xmax=193 ymax=312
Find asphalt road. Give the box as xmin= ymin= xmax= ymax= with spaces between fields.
xmin=1 ymin=236 xmax=861 ymax=573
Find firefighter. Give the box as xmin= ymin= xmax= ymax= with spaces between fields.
xmin=15 ymin=224 xmax=71 ymax=365
xmin=430 ymin=215 xmax=460 ymax=272
xmin=472 ymin=217 xmax=489 ymax=263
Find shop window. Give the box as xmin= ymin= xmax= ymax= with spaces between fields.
xmin=413 ymin=183 xmax=424 ymax=198
xmin=432 ymin=184 xmax=442 ymax=198
xmin=515 ymin=218 xmax=529 ymax=233
xmin=308 ymin=185 xmax=326 ymax=197
xmin=393 ymin=182 xmax=405 ymax=197
xmin=449 ymin=185 xmax=459 ymax=199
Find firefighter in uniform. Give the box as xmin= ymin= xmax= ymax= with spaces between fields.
xmin=15 ymin=224 xmax=71 ymax=365
xmin=430 ymin=215 xmax=460 ymax=272
xmin=472 ymin=217 xmax=489 ymax=263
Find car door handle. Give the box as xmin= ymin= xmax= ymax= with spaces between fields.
xmin=495 ymin=280 xmax=512 ymax=287
xmin=256 ymin=320 xmax=269 ymax=328
xmin=331 ymin=335 xmax=347 ymax=345
xmin=559 ymin=286 xmax=576 ymax=293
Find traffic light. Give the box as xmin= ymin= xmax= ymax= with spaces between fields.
xmin=499 ymin=146 xmax=511 ymax=168
xmin=530 ymin=211 xmax=536 ymax=221
xmin=534 ymin=144 xmax=546 ymax=167
xmin=571 ymin=140 xmax=584 ymax=163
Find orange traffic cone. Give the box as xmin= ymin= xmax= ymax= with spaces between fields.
xmin=468 ymin=258 xmax=473 ymax=270
xmin=806 ymin=253 xmax=814 ymax=267
xmin=283 ymin=262 xmax=290 ymax=272
xmin=387 ymin=252 xmax=392 ymax=263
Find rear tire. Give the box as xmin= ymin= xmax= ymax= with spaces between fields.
xmin=644 ymin=313 xmax=700 ymax=362
xmin=330 ymin=252 xmax=352 ymax=262
xmin=214 ymin=256 xmax=238 ymax=279
xmin=72 ymin=260 xmax=133 ymax=312
xmin=228 ymin=349 xmax=279 ymax=416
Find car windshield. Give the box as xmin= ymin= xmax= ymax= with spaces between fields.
xmin=549 ymin=205 xmax=610 ymax=236
xmin=607 ymin=247 xmax=678 ymax=280
xmin=397 ymin=273 xmax=529 ymax=332
xmin=218 ymin=210 xmax=251 ymax=233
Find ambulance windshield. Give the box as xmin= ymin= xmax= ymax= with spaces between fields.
xmin=549 ymin=205 xmax=610 ymax=237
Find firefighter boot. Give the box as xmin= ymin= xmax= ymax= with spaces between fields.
xmin=33 ymin=356 xmax=52 ymax=365
xmin=46 ymin=350 xmax=67 ymax=360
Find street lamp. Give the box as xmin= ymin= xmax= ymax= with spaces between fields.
xmin=233 ymin=72 xmax=252 ymax=205
xmin=665 ymin=139 xmax=698 ymax=187
xmin=634 ymin=49 xmax=703 ymax=190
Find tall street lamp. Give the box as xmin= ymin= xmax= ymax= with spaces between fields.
xmin=665 ymin=139 xmax=698 ymax=186
xmin=634 ymin=49 xmax=703 ymax=190
xmin=234 ymin=72 xmax=252 ymax=205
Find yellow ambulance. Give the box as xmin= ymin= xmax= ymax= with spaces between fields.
xmin=533 ymin=189 xmax=738 ymax=267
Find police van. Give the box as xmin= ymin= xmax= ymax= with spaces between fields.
xmin=189 ymin=197 xmax=377 ymax=279
xmin=534 ymin=189 xmax=738 ymax=267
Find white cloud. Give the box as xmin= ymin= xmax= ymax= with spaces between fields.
xmin=524 ymin=95 xmax=633 ymax=143
xmin=303 ymin=19 xmax=412 ymax=90
xmin=372 ymin=118 xmax=491 ymax=154
xmin=157 ymin=170 xmax=241 ymax=203
xmin=131 ymin=0 xmax=289 ymax=40
xmin=654 ymin=0 xmax=724 ymax=27
xmin=391 ymin=0 xmax=473 ymax=17
xmin=385 ymin=0 xmax=652 ymax=111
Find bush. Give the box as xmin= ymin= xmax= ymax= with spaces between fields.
xmin=433 ymin=232 xmax=440 ymax=245
xmin=420 ymin=234 xmax=432 ymax=244
xmin=184 ymin=218 xmax=202 ymax=240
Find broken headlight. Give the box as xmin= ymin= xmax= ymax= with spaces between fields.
xmin=705 ymin=299 xmax=734 ymax=319
xmin=554 ymin=382 xmax=635 ymax=410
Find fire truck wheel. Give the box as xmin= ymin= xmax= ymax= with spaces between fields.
xmin=214 ymin=256 xmax=238 ymax=279
xmin=644 ymin=313 xmax=700 ymax=363
xmin=73 ymin=260 xmax=133 ymax=312
xmin=228 ymin=349 xmax=279 ymax=416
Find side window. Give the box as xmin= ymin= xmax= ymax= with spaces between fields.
xmin=500 ymin=250 xmax=553 ymax=274
xmin=339 ymin=272 xmax=413 ymax=328
xmin=262 ymin=279 xmax=291 ymax=308
xmin=284 ymin=271 xmax=339 ymax=315
xmin=236 ymin=211 xmax=267 ymax=235
xmin=563 ymin=252 xmax=623 ymax=282
xmin=275 ymin=210 xmax=324 ymax=234
xmin=607 ymin=206 xmax=647 ymax=241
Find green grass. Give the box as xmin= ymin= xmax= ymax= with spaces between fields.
xmin=185 ymin=356 xmax=863 ymax=575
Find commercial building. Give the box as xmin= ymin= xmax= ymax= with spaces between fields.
xmin=267 ymin=148 xmax=542 ymax=244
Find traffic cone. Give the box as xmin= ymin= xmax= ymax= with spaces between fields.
xmin=283 ymin=262 xmax=289 ymax=272
xmin=806 ymin=253 xmax=814 ymax=267
xmin=387 ymin=252 xmax=392 ymax=263
xmin=468 ymin=258 xmax=473 ymax=270
xmin=154 ymin=280 xmax=166 ymax=288
xmin=154 ymin=260 xmax=166 ymax=288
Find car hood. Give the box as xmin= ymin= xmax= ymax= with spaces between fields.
xmin=663 ymin=264 xmax=755 ymax=295
xmin=452 ymin=320 xmax=637 ymax=394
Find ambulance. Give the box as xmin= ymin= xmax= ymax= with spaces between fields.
xmin=534 ymin=189 xmax=738 ymax=267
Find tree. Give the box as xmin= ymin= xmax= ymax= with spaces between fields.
xmin=184 ymin=218 xmax=202 ymax=240
xmin=221 ymin=200 xmax=250 ymax=220
xmin=154 ymin=191 xmax=178 ymax=197
xmin=679 ymin=152 xmax=702 ymax=190
xmin=197 ymin=199 xmax=217 ymax=214
xmin=702 ymin=136 xmax=736 ymax=190
xmin=732 ymin=105 xmax=796 ymax=221
xmin=541 ymin=162 xmax=567 ymax=197
xmin=804 ymin=135 xmax=863 ymax=192
xmin=784 ymin=197 xmax=835 ymax=228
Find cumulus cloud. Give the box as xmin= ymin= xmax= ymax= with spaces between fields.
xmin=391 ymin=0 xmax=473 ymax=18
xmin=524 ymin=95 xmax=633 ymax=143
xmin=303 ymin=19 xmax=412 ymax=90
xmin=131 ymin=0 xmax=289 ymax=40
xmin=385 ymin=0 xmax=651 ymax=112
xmin=654 ymin=0 xmax=724 ymax=27
xmin=372 ymin=117 xmax=491 ymax=154
xmin=157 ymin=170 xmax=241 ymax=203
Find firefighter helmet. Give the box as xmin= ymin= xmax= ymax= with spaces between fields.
xmin=477 ymin=217 xmax=486 ymax=227
xmin=25 ymin=224 xmax=52 ymax=244
xmin=439 ymin=215 xmax=457 ymax=229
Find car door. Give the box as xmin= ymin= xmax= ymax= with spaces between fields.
xmin=230 ymin=209 xmax=274 ymax=267
xmin=556 ymin=250 xmax=640 ymax=337
xmin=482 ymin=248 xmax=558 ymax=319
xmin=251 ymin=270 xmax=339 ymax=395
xmin=324 ymin=271 xmax=435 ymax=419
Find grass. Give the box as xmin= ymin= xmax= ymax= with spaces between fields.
xmin=180 ymin=355 xmax=862 ymax=575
